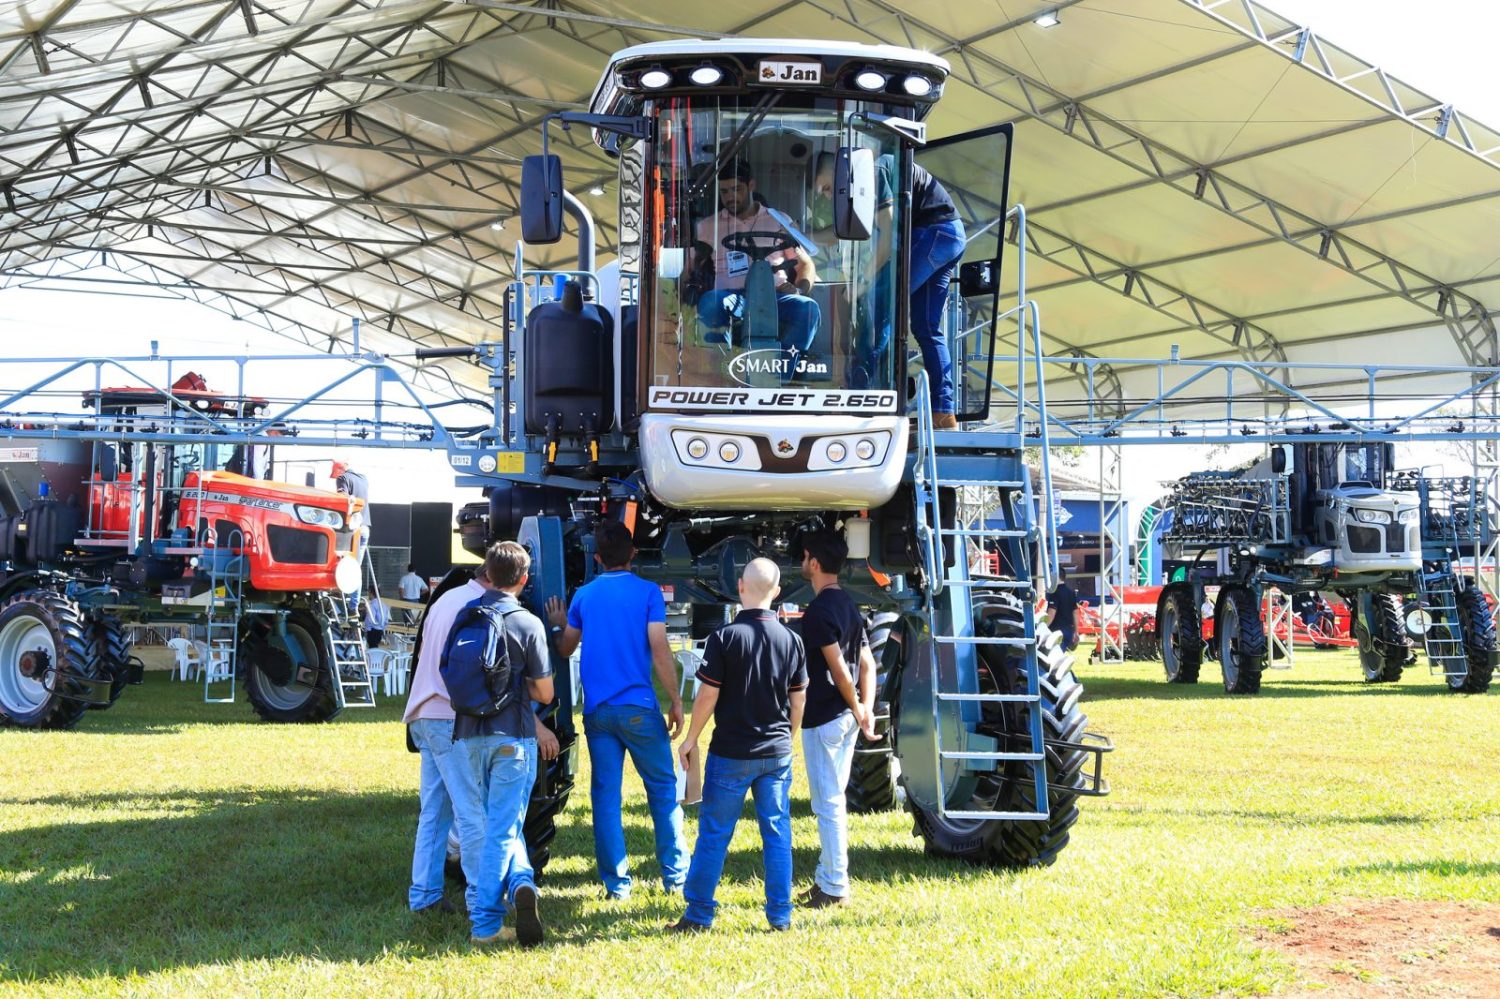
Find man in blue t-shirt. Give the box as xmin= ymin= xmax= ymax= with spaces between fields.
xmin=546 ymin=520 xmax=687 ymax=899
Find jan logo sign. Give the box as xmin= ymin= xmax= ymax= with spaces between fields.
xmin=757 ymin=60 xmax=822 ymax=85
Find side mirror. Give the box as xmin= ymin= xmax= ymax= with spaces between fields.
xmin=833 ymin=146 xmax=875 ymax=241
xmin=1271 ymin=445 xmax=1290 ymax=475
xmin=521 ymin=154 xmax=564 ymax=244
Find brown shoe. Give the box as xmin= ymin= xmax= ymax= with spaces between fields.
xmin=932 ymin=412 xmax=959 ymax=430
xmin=512 ymin=884 xmax=544 ymax=948
xmin=800 ymin=886 xmax=848 ymax=909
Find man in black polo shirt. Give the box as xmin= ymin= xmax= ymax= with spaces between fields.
xmin=795 ymin=530 xmax=879 ymax=909
xmin=1047 ymin=569 xmax=1080 ymax=651
xmin=669 ymin=558 xmax=807 ymax=933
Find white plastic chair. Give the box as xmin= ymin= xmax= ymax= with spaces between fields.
xmin=365 ymin=648 xmax=391 ymax=699
xmin=677 ymin=646 xmax=705 ymax=700
xmin=202 ymin=641 xmax=234 ymax=683
xmin=384 ymin=649 xmax=410 ymax=696
xmin=166 ymin=637 xmax=200 ymax=681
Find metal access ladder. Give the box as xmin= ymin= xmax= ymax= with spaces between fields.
xmin=911 ymin=371 xmax=1051 ymax=821
xmin=202 ymin=528 xmax=245 ymax=703
xmin=318 ymin=592 xmax=376 ymax=709
xmin=1417 ymin=572 xmax=1468 ymax=681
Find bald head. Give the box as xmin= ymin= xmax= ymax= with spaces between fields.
xmin=738 ymin=558 xmax=781 ymax=608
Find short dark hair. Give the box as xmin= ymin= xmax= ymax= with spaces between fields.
xmin=485 ymin=540 xmax=530 ymax=588
xmin=406 ymin=563 xmax=414 ymax=572
xmin=1056 ymin=568 xmax=1068 ymax=582
xmin=800 ymin=529 xmax=848 ymax=576
xmin=717 ymin=159 xmax=753 ymax=183
xmin=595 ymin=520 xmax=635 ymax=569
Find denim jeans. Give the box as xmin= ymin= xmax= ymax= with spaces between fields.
xmin=584 ymin=704 xmax=687 ymax=896
xmin=407 ymin=718 xmax=486 ymax=913
xmin=682 ymin=752 xmax=794 ymax=929
xmin=801 ymin=712 xmax=858 ymax=897
xmin=463 ymin=733 xmax=538 ymax=938
xmin=697 ymin=289 xmax=822 ymax=359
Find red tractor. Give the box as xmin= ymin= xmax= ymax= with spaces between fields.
xmin=0 ymin=375 xmax=369 ymax=729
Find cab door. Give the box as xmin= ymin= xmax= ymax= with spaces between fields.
xmin=914 ymin=123 xmax=1014 ymax=424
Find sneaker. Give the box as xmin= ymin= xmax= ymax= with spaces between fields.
xmin=605 ymin=889 xmax=631 ymax=901
xmin=512 ymin=884 xmax=544 ymax=948
xmin=933 ymin=412 xmax=959 ymax=430
xmin=800 ymin=887 xmax=847 ymax=910
xmin=769 ymin=922 xmax=792 ymax=932
xmin=412 ymin=897 xmax=459 ymax=916
xmin=472 ymin=927 xmax=516 ymax=947
xmin=665 ymin=918 xmax=709 ymax=934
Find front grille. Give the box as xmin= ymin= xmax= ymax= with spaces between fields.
xmin=1348 ymin=525 xmax=1381 ymax=554
xmin=267 ymin=524 xmax=329 ymax=565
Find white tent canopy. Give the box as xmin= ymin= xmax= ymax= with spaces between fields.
xmin=2 ymin=0 xmax=1496 ymax=413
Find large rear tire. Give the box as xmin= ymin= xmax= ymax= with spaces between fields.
xmin=1158 ymin=587 xmax=1202 ymax=683
xmin=0 ymin=591 xmax=100 ymax=730
xmin=1217 ymin=587 xmax=1265 ymax=694
xmin=245 ymin=611 xmax=341 ymax=723
xmin=903 ymin=596 xmax=1096 ymax=868
xmin=1355 ymin=594 xmax=1408 ymax=683
xmin=845 ymin=611 xmax=900 ymax=814
xmin=1452 ymin=586 xmax=1495 ymax=694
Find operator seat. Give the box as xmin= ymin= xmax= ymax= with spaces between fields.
xmin=523 ymin=279 xmax=615 ymax=436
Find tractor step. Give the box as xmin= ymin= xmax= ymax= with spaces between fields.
xmin=1417 ymin=574 xmax=1469 ymax=679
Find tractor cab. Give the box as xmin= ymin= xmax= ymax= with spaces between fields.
xmin=520 ymin=39 xmax=1013 ymax=511
xmin=1296 ymin=441 xmax=1418 ymax=571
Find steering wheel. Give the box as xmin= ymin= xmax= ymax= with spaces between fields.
xmin=721 ymin=230 xmax=799 ymax=261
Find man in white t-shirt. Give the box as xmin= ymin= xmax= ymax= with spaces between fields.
xmin=693 ymin=160 xmax=820 ymax=370
xmin=398 ymin=563 xmax=427 ymax=623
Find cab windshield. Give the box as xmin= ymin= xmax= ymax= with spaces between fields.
xmin=641 ymin=95 xmax=903 ymax=414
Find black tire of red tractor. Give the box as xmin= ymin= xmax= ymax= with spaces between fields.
xmin=1159 ymin=587 xmax=1202 ymax=683
xmin=1217 ymin=587 xmax=1265 ymax=695
xmin=845 ymin=611 xmax=900 ymax=814
xmin=87 ymin=616 xmax=134 ymax=708
xmin=904 ymin=595 xmax=1093 ymax=868
xmin=0 ymin=591 xmax=99 ymax=730
xmin=1452 ymin=586 xmax=1496 ymax=694
xmin=1359 ymin=595 xmax=1408 ymax=683
xmin=245 ymin=611 xmax=341 ymax=723
xmin=523 ymin=720 xmax=576 ymax=878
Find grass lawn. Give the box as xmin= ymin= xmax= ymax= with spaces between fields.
xmin=1 ymin=650 xmax=1497 ymax=997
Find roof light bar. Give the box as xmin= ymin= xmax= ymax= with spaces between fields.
xmin=689 ymin=63 xmax=724 ymax=86
xmin=854 ymin=69 xmax=887 ymax=91
xmin=902 ymin=74 xmax=933 ymax=96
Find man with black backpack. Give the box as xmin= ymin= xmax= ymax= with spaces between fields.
xmin=442 ymin=541 xmax=554 ymax=948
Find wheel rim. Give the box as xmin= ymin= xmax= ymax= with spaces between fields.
xmin=254 ymin=619 xmax=322 ymax=711
xmin=1220 ymin=599 xmax=1240 ymax=687
xmin=0 ymin=614 xmax=59 ymax=715
xmin=1162 ymin=603 xmax=1181 ymax=678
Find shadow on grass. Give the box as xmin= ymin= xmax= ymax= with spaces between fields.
xmin=1337 ymin=859 xmax=1500 ymax=879
xmin=0 ymin=787 xmax=986 ymax=982
xmin=1079 ymin=674 xmax=1458 ymax=703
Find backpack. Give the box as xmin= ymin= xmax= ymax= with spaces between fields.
xmin=440 ymin=596 xmax=528 ymax=718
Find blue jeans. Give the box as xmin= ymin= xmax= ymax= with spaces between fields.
xmin=407 ymin=718 xmax=486 ymax=914
xmin=584 ymin=704 xmax=687 ymax=896
xmin=910 ymin=219 xmax=967 ymax=414
xmin=463 ymin=733 xmax=538 ymax=938
xmin=802 ymin=712 xmax=858 ymax=897
xmin=697 ymin=289 xmax=821 ymax=359
xmin=682 ymin=752 xmax=794 ymax=929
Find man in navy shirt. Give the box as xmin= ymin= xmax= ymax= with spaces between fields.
xmin=1047 ymin=569 xmax=1081 ymax=651
xmin=454 ymin=541 xmax=554 ymax=948
xmin=547 ymin=520 xmax=687 ymax=899
xmin=796 ymin=530 xmax=879 ymax=909
xmin=670 ymin=558 xmax=808 ymax=933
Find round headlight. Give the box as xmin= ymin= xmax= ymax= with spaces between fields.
xmin=640 ymin=68 xmax=672 ymax=89
xmin=854 ymin=438 xmax=876 ymax=460
xmin=902 ymin=74 xmax=933 ymax=96
xmin=827 ymin=441 xmax=848 ymax=463
xmin=689 ymin=64 xmax=723 ymax=86
xmin=854 ymin=69 xmax=887 ymax=91
xmin=348 ymin=511 xmax=364 ymax=532
xmin=719 ymin=441 xmax=741 ymax=463
xmin=686 ymin=437 xmax=709 ymax=460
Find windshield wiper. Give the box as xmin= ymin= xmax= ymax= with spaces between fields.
xmin=688 ymin=91 xmax=782 ymax=201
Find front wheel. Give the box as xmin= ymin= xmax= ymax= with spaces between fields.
xmin=903 ymin=595 xmax=1102 ymax=868
xmin=1452 ymin=586 xmax=1496 ymax=693
xmin=1217 ymin=587 xmax=1265 ymax=695
xmin=0 ymin=591 xmax=101 ymax=730
xmin=1355 ymin=594 xmax=1408 ymax=683
xmin=244 ymin=611 xmax=341 ymax=723
xmin=845 ymin=611 xmax=901 ymax=814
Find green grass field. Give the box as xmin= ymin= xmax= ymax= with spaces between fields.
xmin=1 ymin=650 xmax=1497 ymax=997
